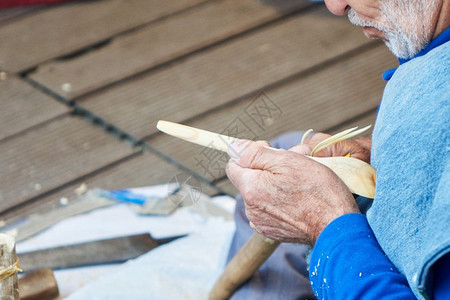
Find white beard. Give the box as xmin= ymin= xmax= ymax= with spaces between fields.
xmin=348 ymin=1 xmax=437 ymax=59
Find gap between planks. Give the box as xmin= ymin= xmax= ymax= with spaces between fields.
xmin=27 ymin=0 xmax=315 ymax=100
xmin=0 ymin=115 xmax=139 ymax=212
xmin=0 ymin=150 xmax=220 ymax=228
xmin=0 ymin=0 xmax=213 ymax=73
xmin=144 ymin=45 xmax=395 ymax=182
xmin=73 ymin=7 xmax=372 ymax=140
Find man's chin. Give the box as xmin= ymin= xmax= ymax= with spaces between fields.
xmin=362 ymin=27 xmax=385 ymax=40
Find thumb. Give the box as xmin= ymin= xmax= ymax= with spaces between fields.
xmin=228 ymin=140 xmax=280 ymax=169
xmin=288 ymin=144 xmax=312 ymax=155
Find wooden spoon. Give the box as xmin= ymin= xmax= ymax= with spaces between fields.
xmin=156 ymin=120 xmax=376 ymax=198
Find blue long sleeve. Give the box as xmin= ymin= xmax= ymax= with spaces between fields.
xmin=434 ymin=254 xmax=450 ymax=299
xmin=309 ymin=213 xmax=416 ymax=299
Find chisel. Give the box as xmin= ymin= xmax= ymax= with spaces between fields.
xmin=18 ymin=233 xmax=185 ymax=273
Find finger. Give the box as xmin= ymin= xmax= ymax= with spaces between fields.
xmin=248 ymin=221 xmax=264 ymax=236
xmin=227 ymin=139 xmax=252 ymax=161
xmin=350 ymin=152 xmax=370 ymax=163
xmin=336 ymin=140 xmax=371 ymax=162
xmin=303 ymin=133 xmax=331 ymax=148
xmin=256 ymin=140 xmax=271 ymax=148
xmin=227 ymin=140 xmax=283 ymax=170
xmin=226 ymin=160 xmax=262 ymax=193
xmin=288 ymin=144 xmax=312 ymax=155
xmin=227 ymin=139 xmax=270 ymax=160
xmin=320 ymin=140 xmax=370 ymax=162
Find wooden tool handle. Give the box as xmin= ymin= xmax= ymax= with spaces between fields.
xmin=209 ymin=233 xmax=280 ymax=300
xmin=157 ymin=120 xmax=235 ymax=152
xmin=18 ymin=269 xmax=59 ymax=300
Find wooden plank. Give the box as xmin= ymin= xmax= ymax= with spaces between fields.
xmin=0 ymin=75 xmax=68 ymax=141
xmin=0 ymin=151 xmax=219 ymax=227
xmin=146 ymin=45 xmax=396 ymax=181
xmin=0 ymin=115 xmax=137 ymax=212
xmin=76 ymin=6 xmax=371 ymax=139
xmin=0 ymin=0 xmax=208 ymax=72
xmin=28 ymin=0 xmax=311 ymax=99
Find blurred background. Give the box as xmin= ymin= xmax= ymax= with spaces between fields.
xmin=0 ymin=0 xmax=396 ymax=233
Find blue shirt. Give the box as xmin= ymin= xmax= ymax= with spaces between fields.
xmin=310 ymin=28 xmax=450 ymax=300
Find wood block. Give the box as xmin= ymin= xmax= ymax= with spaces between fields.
xmin=0 ymin=75 xmax=68 ymax=141
xmin=29 ymin=0 xmax=311 ymax=99
xmin=0 ymin=234 xmax=19 ymax=298
xmin=18 ymin=269 xmax=59 ymax=300
xmin=76 ymin=6 xmax=371 ymax=139
xmin=0 ymin=115 xmax=136 ymax=213
xmin=0 ymin=0 xmax=208 ymax=72
xmin=146 ymin=45 xmax=396 ymax=181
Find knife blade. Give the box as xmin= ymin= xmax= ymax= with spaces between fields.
xmin=18 ymin=233 xmax=185 ymax=273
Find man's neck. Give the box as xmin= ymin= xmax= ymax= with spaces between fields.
xmin=432 ymin=0 xmax=450 ymax=39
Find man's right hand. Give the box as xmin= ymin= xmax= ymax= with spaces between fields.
xmin=226 ymin=141 xmax=359 ymax=246
xmin=290 ymin=133 xmax=372 ymax=163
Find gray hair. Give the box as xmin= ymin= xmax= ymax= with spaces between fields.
xmin=348 ymin=0 xmax=439 ymax=58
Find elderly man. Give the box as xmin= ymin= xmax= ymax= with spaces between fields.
xmin=226 ymin=0 xmax=449 ymax=299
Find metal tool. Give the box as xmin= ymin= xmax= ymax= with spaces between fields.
xmin=18 ymin=233 xmax=186 ymax=273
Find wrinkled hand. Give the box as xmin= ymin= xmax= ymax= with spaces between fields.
xmin=226 ymin=141 xmax=360 ymax=246
xmin=296 ymin=133 xmax=372 ymax=163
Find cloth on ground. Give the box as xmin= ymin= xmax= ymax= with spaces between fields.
xmin=17 ymin=184 xmax=236 ymax=299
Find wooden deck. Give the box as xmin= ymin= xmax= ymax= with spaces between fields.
xmin=0 ymin=0 xmax=396 ymax=224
